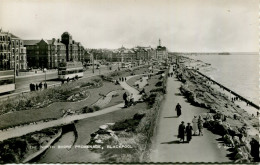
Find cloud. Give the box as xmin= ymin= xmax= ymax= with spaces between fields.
xmin=0 ymin=0 xmax=258 ymax=52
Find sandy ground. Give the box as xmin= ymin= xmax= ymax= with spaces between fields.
xmin=150 ymin=67 xmax=231 ymax=163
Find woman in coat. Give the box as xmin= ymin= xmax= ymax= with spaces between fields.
xmin=198 ymin=115 xmax=204 ymax=136
xmin=186 ymin=123 xmax=193 ymax=142
xmin=178 ymin=121 xmax=185 ymax=143
xmin=192 ymin=116 xmax=198 ymax=135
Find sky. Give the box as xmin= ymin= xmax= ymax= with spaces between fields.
xmin=0 ymin=0 xmax=258 ymax=52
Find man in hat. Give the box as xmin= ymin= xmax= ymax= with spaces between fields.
xmin=186 ymin=122 xmax=193 ymax=143
xmin=178 ymin=121 xmax=185 ymax=143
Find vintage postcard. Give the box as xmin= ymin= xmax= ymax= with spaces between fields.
xmin=0 ymin=0 xmax=258 ymax=163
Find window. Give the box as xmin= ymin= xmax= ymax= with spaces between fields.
xmin=16 ymin=41 xmax=19 ymax=46
xmin=16 ymin=56 xmax=19 ymax=60
xmin=0 ymin=36 xmax=2 ymax=41
xmin=20 ymin=41 xmax=23 ymax=46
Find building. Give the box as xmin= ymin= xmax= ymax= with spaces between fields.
xmin=156 ymin=39 xmax=168 ymax=61
xmin=24 ymin=32 xmax=84 ymax=69
xmin=134 ymin=46 xmax=155 ymax=63
xmin=61 ymin=32 xmax=84 ymax=62
xmin=0 ymin=30 xmax=12 ymax=71
xmin=0 ymin=29 xmax=27 ymax=75
xmin=24 ymin=39 xmax=66 ymax=69
xmin=110 ymin=45 xmax=155 ymax=64
xmin=11 ymin=34 xmax=27 ymax=73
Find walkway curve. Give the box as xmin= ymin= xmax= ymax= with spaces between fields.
xmin=0 ymin=74 xmax=143 ymax=142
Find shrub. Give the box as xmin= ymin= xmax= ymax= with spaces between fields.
xmin=145 ymin=93 xmax=157 ymax=108
xmin=80 ymin=82 xmax=95 ymax=88
xmin=155 ymin=81 xmax=163 ymax=87
xmin=93 ymin=106 xmax=100 ymax=111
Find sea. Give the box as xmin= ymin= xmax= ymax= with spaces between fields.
xmin=185 ymin=54 xmax=259 ymax=105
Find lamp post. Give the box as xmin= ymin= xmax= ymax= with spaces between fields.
xmin=43 ymin=68 xmax=47 ymax=82
xmin=92 ymin=53 xmax=94 ymax=74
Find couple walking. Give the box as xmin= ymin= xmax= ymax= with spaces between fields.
xmin=192 ymin=115 xmax=204 ymax=136
xmin=178 ymin=121 xmax=193 ymax=143
xmin=175 ymin=103 xmax=204 ymax=143
xmin=123 ymin=92 xmax=134 ymax=107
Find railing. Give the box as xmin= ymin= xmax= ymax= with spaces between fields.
xmin=193 ymin=69 xmax=259 ymax=110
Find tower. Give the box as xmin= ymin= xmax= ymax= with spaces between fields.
xmin=61 ymin=32 xmax=72 ymax=61
xmin=159 ymin=38 xmax=161 ymax=46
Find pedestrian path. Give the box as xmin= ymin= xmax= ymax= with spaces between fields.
xmin=120 ymin=75 xmax=142 ymax=101
xmin=150 ymin=67 xmax=230 ymax=163
xmin=0 ymin=74 xmax=142 ymax=142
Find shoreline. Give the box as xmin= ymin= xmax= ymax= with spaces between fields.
xmin=175 ymin=55 xmax=259 ymax=162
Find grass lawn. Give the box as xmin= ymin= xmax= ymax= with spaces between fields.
xmin=0 ymin=80 xmax=124 ymax=129
xmin=126 ymin=75 xmax=142 ymax=90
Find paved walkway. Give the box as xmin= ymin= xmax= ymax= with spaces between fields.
xmin=0 ymin=75 xmax=142 ymax=142
xmin=150 ymin=67 xmax=230 ymax=163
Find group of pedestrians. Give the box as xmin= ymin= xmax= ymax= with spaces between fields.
xmin=175 ymin=103 xmax=204 ymax=143
xmin=123 ymin=92 xmax=134 ymax=108
xmin=178 ymin=115 xmax=204 ymax=143
xmin=119 ymin=77 xmax=127 ymax=82
xmin=167 ymin=72 xmax=174 ymax=77
xmin=29 ymin=82 xmax=47 ymax=91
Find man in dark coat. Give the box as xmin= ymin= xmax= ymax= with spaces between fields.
xmin=186 ymin=123 xmax=193 ymax=143
xmin=123 ymin=92 xmax=128 ymax=107
xmin=178 ymin=121 xmax=185 ymax=143
xmin=39 ymin=82 xmax=43 ymax=90
xmin=29 ymin=83 xmax=33 ymax=91
xmin=175 ymin=103 xmax=182 ymax=117
xmin=44 ymin=82 xmax=47 ymax=89
xmin=250 ymin=137 xmax=259 ymax=162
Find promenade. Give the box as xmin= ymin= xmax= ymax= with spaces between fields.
xmin=150 ymin=67 xmax=230 ymax=162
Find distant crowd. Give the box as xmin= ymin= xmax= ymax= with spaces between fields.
xmin=29 ymin=82 xmax=47 ymax=91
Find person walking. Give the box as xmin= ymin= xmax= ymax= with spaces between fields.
xmin=36 ymin=83 xmax=39 ymax=91
xmin=39 ymin=82 xmax=43 ymax=90
xmin=32 ymin=83 xmax=35 ymax=91
xmin=250 ymin=137 xmax=259 ymax=162
xmin=186 ymin=123 xmax=193 ymax=143
xmin=29 ymin=83 xmax=33 ymax=91
xmin=178 ymin=121 xmax=185 ymax=143
xmin=192 ymin=116 xmax=198 ymax=135
xmin=44 ymin=82 xmax=47 ymax=89
xmin=175 ymin=103 xmax=182 ymax=117
xmin=198 ymin=115 xmax=204 ymax=136
xmin=123 ymin=92 xmax=128 ymax=107
xmin=129 ymin=93 xmax=134 ymax=106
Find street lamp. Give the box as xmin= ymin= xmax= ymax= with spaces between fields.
xmin=43 ymin=68 xmax=47 ymax=82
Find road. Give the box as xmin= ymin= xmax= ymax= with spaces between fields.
xmin=150 ymin=66 xmax=231 ymax=163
